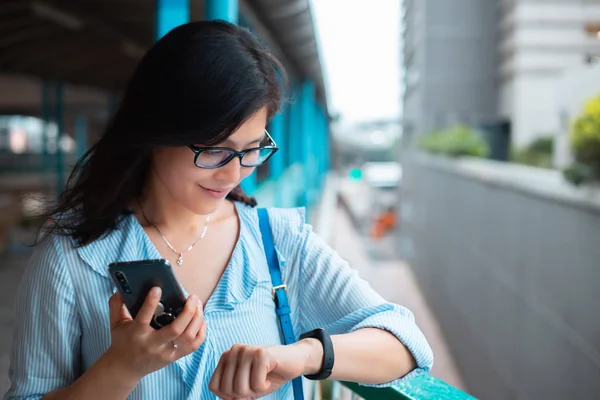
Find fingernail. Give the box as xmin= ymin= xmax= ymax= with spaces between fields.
xmin=150 ymin=287 xmax=161 ymax=297
xmin=189 ymin=295 xmax=198 ymax=305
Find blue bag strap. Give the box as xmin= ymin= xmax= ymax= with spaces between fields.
xmin=257 ymin=208 xmax=304 ymax=400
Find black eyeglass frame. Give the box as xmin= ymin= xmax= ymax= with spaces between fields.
xmin=187 ymin=130 xmax=279 ymax=169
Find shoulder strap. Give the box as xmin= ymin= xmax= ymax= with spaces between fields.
xmin=257 ymin=208 xmax=304 ymax=400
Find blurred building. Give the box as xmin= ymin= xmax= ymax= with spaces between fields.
xmin=401 ymin=0 xmax=600 ymax=147
xmin=499 ymin=0 xmax=600 ymax=146
xmin=401 ymin=0 xmax=499 ymax=140
xmin=400 ymin=2 xmax=600 ymax=397
xmin=332 ymin=118 xmax=401 ymax=168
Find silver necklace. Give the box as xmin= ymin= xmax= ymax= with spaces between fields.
xmin=139 ymin=204 xmax=210 ymax=266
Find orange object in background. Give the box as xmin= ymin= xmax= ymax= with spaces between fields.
xmin=371 ymin=208 xmax=398 ymax=240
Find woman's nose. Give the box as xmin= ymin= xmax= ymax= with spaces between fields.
xmin=213 ymin=156 xmax=242 ymax=183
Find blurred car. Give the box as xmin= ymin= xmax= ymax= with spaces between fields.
xmin=361 ymin=161 xmax=403 ymax=189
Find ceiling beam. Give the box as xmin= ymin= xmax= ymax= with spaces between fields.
xmin=28 ymin=1 xmax=149 ymax=59
xmin=266 ymin=1 xmax=307 ymax=20
xmin=5 ymin=35 xmax=89 ymax=71
xmin=31 ymin=1 xmax=85 ymax=30
xmin=0 ymin=1 xmax=29 ymax=16
xmin=0 ymin=15 xmax=39 ymax=33
xmin=0 ymin=24 xmax=55 ymax=47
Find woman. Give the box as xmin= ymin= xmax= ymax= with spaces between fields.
xmin=5 ymin=21 xmax=433 ymax=400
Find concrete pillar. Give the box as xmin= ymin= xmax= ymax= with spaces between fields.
xmin=41 ymin=80 xmax=51 ymax=171
xmin=108 ymin=94 xmax=118 ymax=118
xmin=75 ymin=114 xmax=87 ymax=160
xmin=54 ymin=83 xmax=64 ymax=195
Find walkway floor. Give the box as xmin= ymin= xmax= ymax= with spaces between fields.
xmin=331 ymin=205 xmax=466 ymax=391
xmin=0 ymin=206 xmax=465 ymax=396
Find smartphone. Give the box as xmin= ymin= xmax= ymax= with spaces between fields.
xmin=108 ymin=259 xmax=187 ymax=330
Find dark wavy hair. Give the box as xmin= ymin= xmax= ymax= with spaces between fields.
xmin=42 ymin=20 xmax=286 ymax=246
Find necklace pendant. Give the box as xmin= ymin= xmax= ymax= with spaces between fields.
xmin=176 ymin=254 xmax=183 ymax=266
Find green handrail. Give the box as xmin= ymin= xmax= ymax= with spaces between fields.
xmin=335 ymin=373 xmax=477 ymax=400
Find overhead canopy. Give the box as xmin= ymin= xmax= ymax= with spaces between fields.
xmin=0 ymin=0 xmax=326 ymax=100
xmin=242 ymin=0 xmax=325 ymax=100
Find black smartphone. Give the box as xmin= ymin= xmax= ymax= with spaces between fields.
xmin=108 ymin=259 xmax=187 ymax=330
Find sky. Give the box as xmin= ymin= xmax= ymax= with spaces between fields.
xmin=312 ymin=0 xmax=401 ymax=123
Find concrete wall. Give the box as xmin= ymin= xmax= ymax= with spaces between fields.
xmin=399 ymin=153 xmax=600 ymax=399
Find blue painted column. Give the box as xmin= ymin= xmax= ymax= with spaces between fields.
xmin=156 ymin=0 xmax=190 ymax=39
xmin=322 ymin=108 xmax=330 ymax=174
xmin=75 ymin=114 xmax=88 ymax=160
xmin=288 ymin=85 xmax=301 ymax=167
xmin=314 ymin=102 xmax=323 ymax=196
xmin=314 ymin=102 xmax=324 ymax=192
xmin=204 ymin=0 xmax=248 ymax=193
xmin=54 ymin=83 xmax=64 ymax=195
xmin=270 ymin=112 xmax=286 ymax=177
xmin=205 ymin=0 xmax=238 ymax=23
xmin=300 ymin=81 xmax=315 ymax=206
xmin=269 ymin=109 xmax=285 ymax=206
xmin=41 ymin=80 xmax=51 ymax=171
xmin=282 ymin=105 xmax=291 ymax=169
xmin=317 ymin=105 xmax=328 ymax=184
xmin=313 ymin=104 xmax=321 ymax=188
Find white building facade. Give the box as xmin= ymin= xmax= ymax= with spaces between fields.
xmin=499 ymin=0 xmax=600 ymax=146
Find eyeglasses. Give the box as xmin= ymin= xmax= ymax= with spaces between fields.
xmin=188 ymin=130 xmax=278 ymax=169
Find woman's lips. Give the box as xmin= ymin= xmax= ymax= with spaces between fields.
xmin=199 ymin=185 xmax=231 ymax=199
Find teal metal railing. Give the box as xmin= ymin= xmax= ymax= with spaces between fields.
xmin=327 ymin=373 xmax=476 ymax=400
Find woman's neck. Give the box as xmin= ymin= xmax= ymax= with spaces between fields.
xmin=136 ymin=177 xmax=218 ymax=237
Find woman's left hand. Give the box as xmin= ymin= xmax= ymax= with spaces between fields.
xmin=209 ymin=340 xmax=318 ymax=400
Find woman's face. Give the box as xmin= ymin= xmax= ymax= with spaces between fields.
xmin=150 ymin=107 xmax=268 ymax=215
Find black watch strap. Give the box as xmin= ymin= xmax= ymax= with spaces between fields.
xmin=299 ymin=328 xmax=334 ymax=380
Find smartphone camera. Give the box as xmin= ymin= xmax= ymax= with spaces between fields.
xmin=114 ymin=271 xmax=132 ymax=294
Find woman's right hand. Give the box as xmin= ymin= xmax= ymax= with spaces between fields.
xmin=105 ymin=287 xmax=207 ymax=381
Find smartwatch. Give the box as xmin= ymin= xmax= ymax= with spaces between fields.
xmin=299 ymin=328 xmax=335 ymax=380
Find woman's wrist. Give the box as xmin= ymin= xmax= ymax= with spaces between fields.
xmin=45 ymin=350 xmax=142 ymax=400
xmin=298 ymin=338 xmax=324 ymax=376
xmin=99 ymin=349 xmax=145 ymax=389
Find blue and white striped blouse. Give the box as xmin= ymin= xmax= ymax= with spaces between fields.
xmin=4 ymin=202 xmax=433 ymax=400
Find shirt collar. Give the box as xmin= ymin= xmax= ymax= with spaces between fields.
xmin=74 ymin=203 xmax=261 ymax=313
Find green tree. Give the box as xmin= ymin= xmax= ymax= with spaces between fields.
xmin=564 ymin=94 xmax=600 ymax=184
xmin=418 ymin=125 xmax=488 ymax=158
